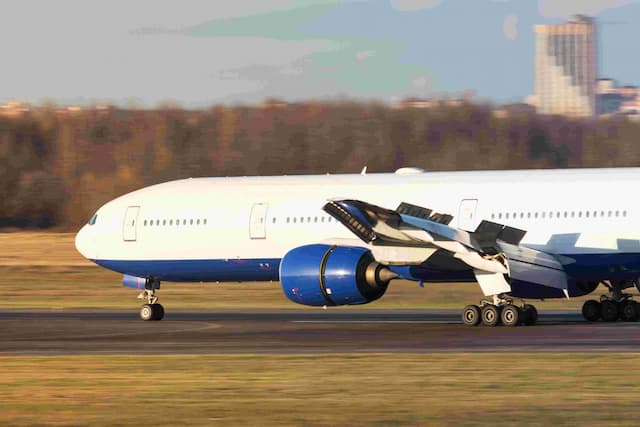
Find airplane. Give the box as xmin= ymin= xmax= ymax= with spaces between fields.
xmin=75 ymin=167 xmax=640 ymax=326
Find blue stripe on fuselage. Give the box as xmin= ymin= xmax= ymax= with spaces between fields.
xmin=92 ymin=252 xmax=640 ymax=283
xmin=92 ymin=258 xmax=281 ymax=282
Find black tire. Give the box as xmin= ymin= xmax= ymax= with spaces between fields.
xmin=481 ymin=305 xmax=501 ymax=327
xmin=601 ymin=300 xmax=618 ymax=322
xmin=140 ymin=304 xmax=154 ymax=321
xmin=462 ymin=305 xmax=481 ymax=326
xmin=581 ymin=299 xmax=601 ymax=322
xmin=620 ymin=300 xmax=638 ymax=322
xmin=522 ymin=304 xmax=538 ymax=326
xmin=501 ymin=304 xmax=520 ymax=327
xmin=152 ymin=303 xmax=165 ymax=321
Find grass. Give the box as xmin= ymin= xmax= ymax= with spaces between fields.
xmin=1 ymin=354 xmax=640 ymax=426
xmin=0 ymin=232 xmax=621 ymax=311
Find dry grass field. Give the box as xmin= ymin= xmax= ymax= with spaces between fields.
xmin=2 ymin=354 xmax=640 ymax=426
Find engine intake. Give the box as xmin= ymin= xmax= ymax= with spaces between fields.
xmin=280 ymin=244 xmax=396 ymax=306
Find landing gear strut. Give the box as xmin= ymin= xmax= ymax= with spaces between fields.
xmin=138 ymin=279 xmax=164 ymax=321
xmin=462 ymin=295 xmax=537 ymax=327
xmin=582 ymin=280 xmax=639 ymax=322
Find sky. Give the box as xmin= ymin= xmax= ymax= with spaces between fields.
xmin=1 ymin=0 xmax=639 ymax=107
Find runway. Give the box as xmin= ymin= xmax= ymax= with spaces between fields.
xmin=2 ymin=309 xmax=640 ymax=354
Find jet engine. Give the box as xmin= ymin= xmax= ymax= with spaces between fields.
xmin=280 ymin=244 xmax=397 ymax=306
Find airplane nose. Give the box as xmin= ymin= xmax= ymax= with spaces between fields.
xmin=75 ymin=225 xmax=95 ymax=260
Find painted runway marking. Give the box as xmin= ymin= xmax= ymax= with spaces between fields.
xmin=292 ymin=320 xmax=452 ymax=324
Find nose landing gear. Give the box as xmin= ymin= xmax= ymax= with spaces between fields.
xmin=138 ymin=279 xmax=164 ymax=321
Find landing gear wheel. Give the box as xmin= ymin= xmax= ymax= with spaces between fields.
xmin=582 ymin=300 xmax=601 ymax=322
xmin=601 ymin=300 xmax=618 ymax=322
xmin=501 ymin=304 xmax=521 ymax=327
xmin=620 ymin=300 xmax=638 ymax=322
xmin=522 ymin=304 xmax=538 ymax=326
xmin=462 ymin=305 xmax=481 ymax=326
xmin=152 ymin=303 xmax=165 ymax=321
xmin=481 ymin=305 xmax=501 ymax=327
xmin=140 ymin=304 xmax=154 ymax=321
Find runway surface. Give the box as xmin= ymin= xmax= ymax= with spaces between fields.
xmin=2 ymin=309 xmax=640 ymax=354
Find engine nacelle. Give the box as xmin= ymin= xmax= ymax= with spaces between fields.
xmin=280 ymin=244 xmax=395 ymax=306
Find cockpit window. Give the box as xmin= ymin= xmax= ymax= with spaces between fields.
xmin=88 ymin=214 xmax=98 ymax=225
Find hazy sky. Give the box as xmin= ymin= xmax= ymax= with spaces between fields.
xmin=1 ymin=0 xmax=638 ymax=107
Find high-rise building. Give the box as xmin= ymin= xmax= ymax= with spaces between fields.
xmin=534 ymin=15 xmax=597 ymax=117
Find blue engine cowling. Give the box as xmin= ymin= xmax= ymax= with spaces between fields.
xmin=280 ymin=244 xmax=392 ymax=306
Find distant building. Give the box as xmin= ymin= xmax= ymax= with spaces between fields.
xmin=595 ymin=78 xmax=639 ymax=115
xmin=395 ymin=98 xmax=439 ymax=109
xmin=534 ymin=15 xmax=597 ymax=117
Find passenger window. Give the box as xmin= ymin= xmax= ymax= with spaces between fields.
xmin=615 ymin=211 xmax=619 ymax=217
xmin=144 ymin=220 xmax=147 ymax=226
xmin=608 ymin=211 xmax=612 ymax=217
xmin=204 ymin=219 xmax=207 ymax=225
xmin=293 ymin=218 xmax=297 ymax=223
xmin=162 ymin=220 xmax=166 ymax=226
xmin=286 ymin=217 xmax=290 ymax=223
xmin=585 ymin=211 xmax=589 ymax=218
xmin=623 ymin=211 xmax=627 ymax=217
xmin=527 ymin=212 xmax=531 ymax=219
xmin=321 ymin=217 xmax=325 ymax=222
xmin=156 ymin=220 xmax=160 ymax=226
xmin=170 ymin=220 xmax=173 ymax=225
xmin=534 ymin=212 xmax=538 ymax=219
xmin=197 ymin=219 xmax=201 ymax=225
xmin=190 ymin=219 xmax=194 ymax=225
xmin=506 ymin=213 xmax=509 ymax=219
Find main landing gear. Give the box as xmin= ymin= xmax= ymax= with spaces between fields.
xmin=138 ymin=279 xmax=164 ymax=321
xmin=582 ymin=280 xmax=639 ymax=322
xmin=462 ymin=295 xmax=538 ymax=327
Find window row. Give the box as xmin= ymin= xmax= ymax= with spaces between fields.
xmin=278 ymin=216 xmax=336 ymax=224
xmin=491 ymin=210 xmax=627 ymax=221
xmin=143 ymin=218 xmax=207 ymax=227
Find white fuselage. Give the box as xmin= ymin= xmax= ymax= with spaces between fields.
xmin=75 ymin=168 xmax=640 ymax=282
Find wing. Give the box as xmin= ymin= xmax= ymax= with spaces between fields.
xmin=323 ymin=199 xmax=568 ymax=298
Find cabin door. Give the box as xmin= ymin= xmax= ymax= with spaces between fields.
xmin=458 ymin=199 xmax=478 ymax=231
xmin=123 ymin=206 xmax=140 ymax=242
xmin=249 ymin=203 xmax=268 ymax=239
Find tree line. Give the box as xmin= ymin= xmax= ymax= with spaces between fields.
xmin=1 ymin=101 xmax=639 ymax=229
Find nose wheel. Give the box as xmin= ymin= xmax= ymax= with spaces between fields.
xmin=140 ymin=303 xmax=164 ymax=321
xmin=138 ymin=279 xmax=165 ymax=321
